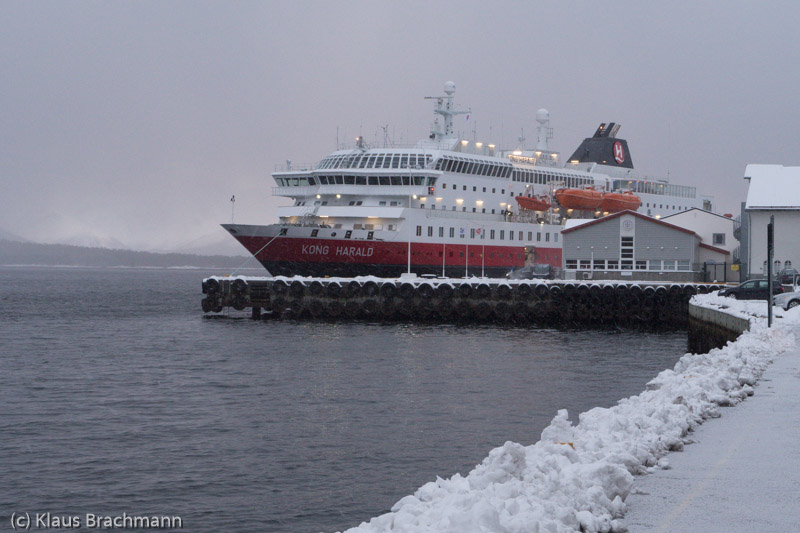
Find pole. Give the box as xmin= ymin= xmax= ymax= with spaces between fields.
xmin=481 ymin=227 xmax=485 ymax=278
xmin=442 ymin=243 xmax=446 ymax=278
xmin=230 ymin=195 xmax=235 ymax=224
xmin=767 ymin=215 xmax=774 ymax=327
xmin=407 ymin=192 xmax=414 ymax=274
xmin=465 ymin=242 xmax=469 ymax=278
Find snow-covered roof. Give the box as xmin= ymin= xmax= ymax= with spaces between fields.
xmin=744 ymin=164 xmax=800 ymax=210
xmin=562 ymin=218 xmax=594 ymax=231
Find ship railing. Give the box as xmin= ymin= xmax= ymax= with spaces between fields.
xmin=274 ymin=162 xmax=319 ymax=172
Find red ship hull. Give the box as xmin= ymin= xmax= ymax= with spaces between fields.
xmin=230 ymin=234 xmax=564 ymax=277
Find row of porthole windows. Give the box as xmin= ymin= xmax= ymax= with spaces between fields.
xmin=408 ymin=250 xmax=525 ymax=260
xmin=441 ymin=183 xmax=505 ymax=195
xmin=416 ymin=225 xmax=558 ymax=243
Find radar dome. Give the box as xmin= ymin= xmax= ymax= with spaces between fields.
xmin=536 ymin=108 xmax=550 ymax=123
xmin=444 ymin=81 xmax=456 ymax=95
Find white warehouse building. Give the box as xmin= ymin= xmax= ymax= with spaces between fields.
xmin=739 ymin=164 xmax=800 ymax=280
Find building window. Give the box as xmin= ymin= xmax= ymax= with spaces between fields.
xmin=537 ymin=232 xmax=541 ymax=242
xmin=713 ymin=233 xmax=726 ymax=245
xmin=554 ymin=233 xmax=559 ymax=243
xmin=649 ymin=260 xmax=661 ymax=270
xmin=678 ymin=260 xmax=691 ymax=270
xmin=579 ymin=260 xmax=591 ymax=269
xmin=449 ymin=227 xmax=455 ymax=238
xmin=439 ymin=227 xmax=444 ymax=237
xmin=500 ymin=230 xmax=505 ymax=240
xmin=635 ymin=260 xmax=647 ymax=270
xmin=663 ymin=260 xmax=676 ymax=271
xmin=427 ymin=226 xmax=433 ymax=237
xmin=509 ymin=231 xmax=514 ymax=241
xmin=490 ymin=229 xmax=495 ymax=239
xmin=566 ymin=259 xmax=578 ymax=269
xmin=593 ymin=259 xmax=605 ymax=270
xmin=311 ymin=229 xmax=319 ymax=237
xmin=345 ymin=230 xmax=352 ymax=238
xmin=545 ymin=233 xmax=550 ymax=242
xmin=607 ymin=260 xmax=619 ymax=270
xmin=470 ymin=228 xmax=475 ymax=238
xmin=528 ymin=232 xmax=533 ymax=241
xmin=416 ymin=226 xmax=422 ymax=236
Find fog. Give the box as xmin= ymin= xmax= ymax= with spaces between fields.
xmin=2 ymin=1 xmax=799 ymax=252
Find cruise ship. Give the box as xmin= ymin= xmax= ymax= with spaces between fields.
xmin=223 ymin=82 xmax=713 ymax=277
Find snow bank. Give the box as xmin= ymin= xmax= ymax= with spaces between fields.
xmin=342 ymin=299 xmax=798 ymax=533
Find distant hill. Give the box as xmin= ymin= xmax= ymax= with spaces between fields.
xmin=0 ymin=239 xmax=266 ymax=270
xmin=0 ymin=228 xmax=27 ymax=242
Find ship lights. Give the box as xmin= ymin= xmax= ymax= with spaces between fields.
xmin=461 ymin=140 xmax=469 ymax=146
xmin=456 ymin=198 xmax=464 ymax=205
xmin=435 ymin=197 xmax=443 ymax=202
xmin=316 ymin=194 xmax=321 ymax=199
xmin=336 ymin=194 xmax=341 ymax=198
xmin=475 ymin=142 xmax=483 ymax=148
xmin=476 ymin=200 xmax=484 ymax=206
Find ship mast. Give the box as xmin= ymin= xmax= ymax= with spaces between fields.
xmin=425 ymin=81 xmax=469 ymax=141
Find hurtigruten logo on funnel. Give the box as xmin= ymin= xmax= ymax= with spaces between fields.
xmin=613 ymin=141 xmax=625 ymax=164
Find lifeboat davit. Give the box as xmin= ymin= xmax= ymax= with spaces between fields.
xmin=600 ymin=191 xmax=642 ymax=213
xmin=515 ymin=195 xmax=551 ymax=211
xmin=554 ymin=188 xmax=603 ymax=210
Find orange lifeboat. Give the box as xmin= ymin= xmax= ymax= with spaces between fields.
xmin=515 ymin=195 xmax=551 ymax=211
xmin=600 ymin=191 xmax=642 ymax=213
xmin=554 ymin=188 xmax=603 ymax=210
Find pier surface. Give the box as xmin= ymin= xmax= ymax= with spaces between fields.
xmin=625 ymin=322 xmax=800 ymax=532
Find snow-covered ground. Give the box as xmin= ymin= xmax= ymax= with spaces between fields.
xmin=340 ymin=296 xmax=800 ymax=533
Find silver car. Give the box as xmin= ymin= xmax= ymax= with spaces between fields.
xmin=774 ymin=290 xmax=800 ymax=310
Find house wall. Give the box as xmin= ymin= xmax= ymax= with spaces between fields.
xmin=747 ymin=210 xmax=800 ymax=277
xmin=563 ymin=214 xmax=696 ymax=264
xmin=664 ymin=210 xmax=736 ymax=253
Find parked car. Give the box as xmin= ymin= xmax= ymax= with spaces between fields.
xmin=778 ymin=268 xmax=799 ymax=285
xmin=507 ymin=264 xmax=553 ymax=280
xmin=718 ymin=280 xmax=784 ymax=300
xmin=774 ymin=290 xmax=800 ymax=310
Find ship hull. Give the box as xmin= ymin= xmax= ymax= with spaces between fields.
xmin=224 ymin=224 xmax=541 ymax=277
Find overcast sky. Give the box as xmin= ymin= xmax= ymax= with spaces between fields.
xmin=2 ymin=1 xmax=799 ymax=251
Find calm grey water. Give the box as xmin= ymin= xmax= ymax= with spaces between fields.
xmin=0 ymin=267 xmax=687 ymax=532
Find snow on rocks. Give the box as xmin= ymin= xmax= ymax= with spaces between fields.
xmin=342 ymin=298 xmax=798 ymax=533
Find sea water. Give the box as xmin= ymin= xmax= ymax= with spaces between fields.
xmin=0 ymin=267 xmax=687 ymax=532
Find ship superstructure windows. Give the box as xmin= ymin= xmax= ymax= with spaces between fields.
xmin=511 ymin=167 xmax=596 ymax=189
xmin=317 ymin=152 xmax=434 ymax=170
xmin=433 ymin=155 xmax=513 ymax=178
xmin=277 ymin=175 xmax=436 ymax=187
